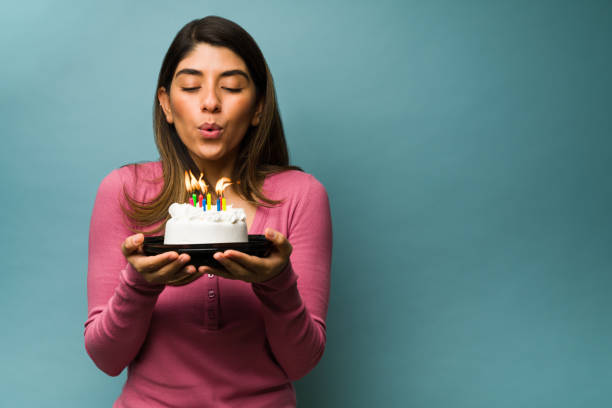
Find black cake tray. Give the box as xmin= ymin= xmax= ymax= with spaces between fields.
xmin=143 ymin=235 xmax=273 ymax=268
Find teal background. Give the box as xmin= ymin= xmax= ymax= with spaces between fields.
xmin=1 ymin=0 xmax=611 ymax=406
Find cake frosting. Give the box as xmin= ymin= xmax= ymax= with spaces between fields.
xmin=164 ymin=202 xmax=248 ymax=244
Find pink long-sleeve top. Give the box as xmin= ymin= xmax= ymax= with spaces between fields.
xmin=84 ymin=161 xmax=332 ymax=407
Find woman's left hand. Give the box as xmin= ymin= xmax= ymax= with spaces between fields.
xmin=199 ymin=228 xmax=292 ymax=283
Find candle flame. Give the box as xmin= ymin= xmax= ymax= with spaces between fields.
xmin=185 ymin=170 xmax=207 ymax=194
xmin=215 ymin=177 xmax=233 ymax=197
xmin=198 ymin=173 xmax=208 ymax=194
xmin=190 ymin=171 xmax=199 ymax=192
xmin=184 ymin=170 xmax=192 ymax=193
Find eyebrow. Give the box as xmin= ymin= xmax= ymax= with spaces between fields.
xmin=174 ymin=68 xmax=250 ymax=82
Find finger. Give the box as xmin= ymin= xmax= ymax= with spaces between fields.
xmin=121 ymin=233 xmax=144 ymax=257
xmin=141 ymin=254 xmax=192 ymax=285
xmin=265 ymin=228 xmax=293 ymax=258
xmin=198 ymin=265 xmax=238 ymax=280
xmin=176 ymin=263 xmax=196 ymax=275
xmin=167 ymin=272 xmax=203 ymax=286
xmin=148 ymin=253 xmax=191 ymax=278
xmin=131 ymin=251 xmax=182 ymax=275
xmin=167 ymin=266 xmax=204 ymax=286
xmin=214 ymin=252 xmax=256 ymax=281
xmin=220 ymin=249 xmax=270 ymax=274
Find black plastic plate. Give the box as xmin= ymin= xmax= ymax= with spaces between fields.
xmin=143 ymin=235 xmax=273 ymax=268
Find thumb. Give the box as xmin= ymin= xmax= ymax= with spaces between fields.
xmin=265 ymin=228 xmax=292 ymax=257
xmin=121 ymin=233 xmax=144 ymax=256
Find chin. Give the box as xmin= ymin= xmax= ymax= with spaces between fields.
xmin=194 ymin=149 xmax=226 ymax=162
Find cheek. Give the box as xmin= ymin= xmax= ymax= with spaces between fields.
xmin=171 ymin=103 xmax=186 ymax=122
xmin=170 ymin=95 xmax=195 ymax=123
xmin=230 ymin=98 xmax=256 ymax=124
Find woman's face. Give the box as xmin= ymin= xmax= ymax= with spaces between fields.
xmin=158 ymin=43 xmax=262 ymax=165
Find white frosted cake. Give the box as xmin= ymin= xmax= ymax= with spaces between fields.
xmin=164 ymin=202 xmax=248 ymax=245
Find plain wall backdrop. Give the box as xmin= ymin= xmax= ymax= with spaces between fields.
xmin=1 ymin=0 xmax=611 ymax=406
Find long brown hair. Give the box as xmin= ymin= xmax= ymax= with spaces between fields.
xmin=123 ymin=16 xmax=300 ymax=234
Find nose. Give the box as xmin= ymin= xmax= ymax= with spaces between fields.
xmin=201 ymin=86 xmax=221 ymax=113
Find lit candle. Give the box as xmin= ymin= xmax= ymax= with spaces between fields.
xmin=185 ymin=170 xmax=193 ymax=206
xmin=215 ymin=177 xmax=233 ymax=212
xmin=197 ymin=173 xmax=207 ymax=210
xmin=207 ymin=193 xmax=211 ymax=210
xmin=192 ymin=193 xmax=197 ymax=207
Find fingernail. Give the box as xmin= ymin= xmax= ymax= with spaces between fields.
xmin=180 ymin=254 xmax=189 ymax=262
xmin=133 ymin=235 xmax=143 ymax=245
xmin=267 ymin=230 xmax=276 ymax=239
xmin=167 ymin=252 xmax=178 ymax=261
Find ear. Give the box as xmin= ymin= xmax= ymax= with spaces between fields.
xmin=250 ymin=99 xmax=264 ymax=127
xmin=158 ymin=87 xmax=173 ymax=124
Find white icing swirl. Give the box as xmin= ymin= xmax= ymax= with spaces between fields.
xmin=168 ymin=202 xmax=246 ymax=224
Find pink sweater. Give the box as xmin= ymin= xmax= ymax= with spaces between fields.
xmin=84 ymin=162 xmax=332 ymax=407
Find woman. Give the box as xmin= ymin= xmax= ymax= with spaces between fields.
xmin=85 ymin=16 xmax=332 ymax=407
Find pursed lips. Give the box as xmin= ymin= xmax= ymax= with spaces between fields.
xmin=199 ymin=124 xmax=223 ymax=139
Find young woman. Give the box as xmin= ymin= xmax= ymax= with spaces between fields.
xmin=85 ymin=16 xmax=332 ymax=407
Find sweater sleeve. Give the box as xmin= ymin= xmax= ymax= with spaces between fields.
xmin=252 ymin=175 xmax=332 ymax=381
xmin=84 ymin=168 xmax=165 ymax=376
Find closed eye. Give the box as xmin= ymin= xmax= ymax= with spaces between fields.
xmin=181 ymin=87 xmax=242 ymax=93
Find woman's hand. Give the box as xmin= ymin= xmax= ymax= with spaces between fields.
xmin=121 ymin=233 xmax=204 ymax=286
xmin=199 ymin=228 xmax=293 ymax=283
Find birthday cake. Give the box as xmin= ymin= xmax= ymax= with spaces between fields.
xmin=163 ymin=202 xmax=248 ymax=245
xmin=163 ymin=172 xmax=248 ymax=245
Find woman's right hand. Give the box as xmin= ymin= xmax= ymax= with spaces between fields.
xmin=121 ymin=233 xmax=204 ymax=286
